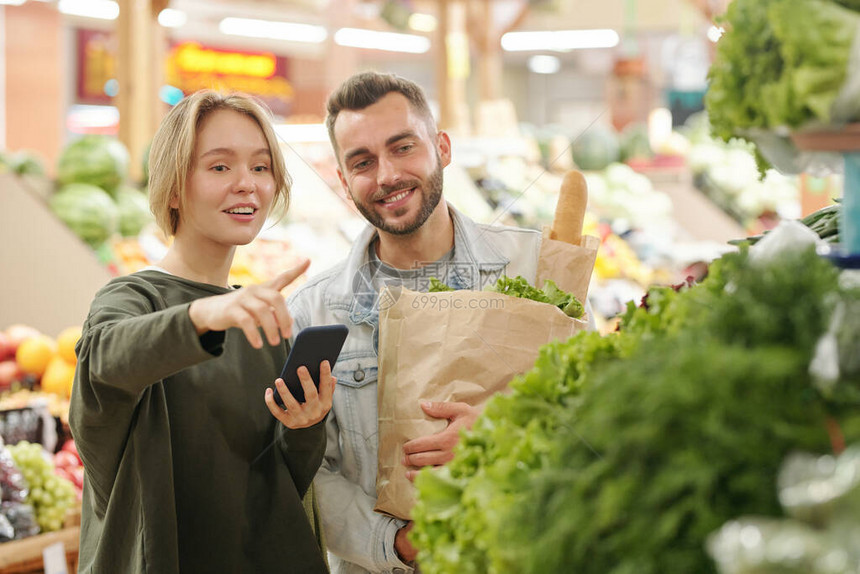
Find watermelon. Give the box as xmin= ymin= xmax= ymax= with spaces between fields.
xmin=57 ymin=135 xmax=130 ymax=196
xmin=9 ymin=151 xmax=45 ymax=176
xmin=571 ymin=127 xmax=621 ymax=171
xmin=619 ymin=123 xmax=653 ymax=163
xmin=115 ymin=185 xmax=153 ymax=237
xmin=49 ymin=183 xmax=119 ymax=248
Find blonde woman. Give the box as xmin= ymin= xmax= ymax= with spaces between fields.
xmin=70 ymin=91 xmax=332 ymax=573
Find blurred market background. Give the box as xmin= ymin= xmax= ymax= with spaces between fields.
xmin=1 ymin=1 xmax=856 ymax=572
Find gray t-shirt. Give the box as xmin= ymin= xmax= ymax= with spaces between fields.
xmin=366 ymin=239 xmax=456 ymax=295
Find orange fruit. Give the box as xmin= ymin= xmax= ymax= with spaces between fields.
xmin=56 ymin=326 xmax=82 ymax=365
xmin=16 ymin=335 xmax=57 ymax=377
xmin=41 ymin=356 xmax=75 ymax=397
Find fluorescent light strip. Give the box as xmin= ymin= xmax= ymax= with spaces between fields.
xmin=334 ymin=28 xmax=430 ymax=54
xmin=67 ymin=104 xmax=120 ymax=129
xmin=0 ymin=0 xmax=27 ymax=6
xmin=502 ymin=29 xmax=619 ymax=52
xmin=219 ymin=17 xmax=328 ymax=43
xmin=158 ymin=8 xmax=187 ymax=28
xmin=58 ymin=0 xmax=119 ymax=20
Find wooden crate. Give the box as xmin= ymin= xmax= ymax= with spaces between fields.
xmin=0 ymin=526 xmax=79 ymax=574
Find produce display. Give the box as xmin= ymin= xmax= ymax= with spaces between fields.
xmin=0 ymin=149 xmax=45 ymax=176
xmin=5 ymin=441 xmax=77 ymax=533
xmin=56 ymin=134 xmax=130 ymax=197
xmin=732 ymin=201 xmax=842 ymax=246
xmin=115 ymin=185 xmax=153 ymax=238
xmin=706 ymin=0 xmax=860 ymax=171
xmin=49 ymin=183 xmax=120 ymax=249
xmin=52 ymin=440 xmax=84 ymax=502
xmin=708 ymin=445 xmax=860 ymax=573
xmin=0 ymin=324 xmax=80 ymax=400
xmin=410 ymin=226 xmax=860 ymax=573
xmin=0 ymin=444 xmax=40 ymax=541
xmin=0 ymin=324 xmax=85 ymax=545
xmin=583 ymin=162 xmax=675 ymax=234
xmin=570 ymin=127 xmax=622 ymax=172
xmin=683 ymin=114 xmax=801 ymax=227
xmin=47 ymin=135 xmax=154 ymax=252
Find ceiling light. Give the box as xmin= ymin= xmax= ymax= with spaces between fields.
xmin=528 ymin=55 xmax=561 ymax=74
xmin=502 ymin=29 xmax=619 ymax=52
xmin=408 ymin=13 xmax=437 ymax=33
xmin=58 ymin=0 xmax=119 ymax=20
xmin=219 ymin=17 xmax=328 ymax=44
xmin=0 ymin=0 xmax=27 ymax=6
xmin=158 ymin=8 xmax=186 ymax=28
xmin=334 ymin=28 xmax=430 ymax=53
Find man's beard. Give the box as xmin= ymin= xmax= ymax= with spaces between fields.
xmin=351 ymin=160 xmax=444 ymax=236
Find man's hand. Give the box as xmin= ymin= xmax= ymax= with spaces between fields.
xmin=394 ymin=521 xmax=417 ymax=564
xmin=402 ymin=401 xmax=480 ymax=481
xmin=188 ymin=260 xmax=310 ymax=348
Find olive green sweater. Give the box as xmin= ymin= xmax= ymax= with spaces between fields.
xmin=69 ymin=270 xmax=328 ymax=573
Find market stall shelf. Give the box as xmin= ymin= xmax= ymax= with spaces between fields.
xmin=0 ymin=174 xmax=113 ymax=335
xmin=0 ymin=526 xmax=79 ymax=574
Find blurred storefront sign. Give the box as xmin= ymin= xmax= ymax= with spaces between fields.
xmin=75 ymin=29 xmax=295 ymax=117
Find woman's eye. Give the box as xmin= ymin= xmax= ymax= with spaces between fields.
xmin=211 ymin=164 xmax=227 ymax=172
xmin=253 ymin=165 xmax=269 ymax=172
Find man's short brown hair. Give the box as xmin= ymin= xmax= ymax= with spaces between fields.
xmin=325 ymin=71 xmax=436 ymax=161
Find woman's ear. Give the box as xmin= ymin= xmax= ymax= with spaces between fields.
xmin=169 ymin=194 xmax=179 ymax=209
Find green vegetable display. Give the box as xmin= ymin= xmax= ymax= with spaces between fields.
xmin=731 ymin=202 xmax=841 ymax=246
xmin=706 ymin=0 xmax=860 ymax=168
xmin=411 ymin=246 xmax=860 ymax=574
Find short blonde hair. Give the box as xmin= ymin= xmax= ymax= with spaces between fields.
xmin=148 ymin=90 xmax=290 ymax=236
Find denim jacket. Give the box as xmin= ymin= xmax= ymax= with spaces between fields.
xmin=287 ymin=205 xmax=542 ymax=574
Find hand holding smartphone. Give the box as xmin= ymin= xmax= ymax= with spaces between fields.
xmin=274 ymin=324 xmax=348 ymax=407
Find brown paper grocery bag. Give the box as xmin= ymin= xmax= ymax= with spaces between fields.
xmin=536 ymin=228 xmax=601 ymax=304
xmin=374 ymin=286 xmax=588 ymax=520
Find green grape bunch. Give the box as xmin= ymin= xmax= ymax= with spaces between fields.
xmin=7 ymin=441 xmax=77 ymax=533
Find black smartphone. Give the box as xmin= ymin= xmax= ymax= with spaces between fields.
xmin=273 ymin=324 xmax=349 ymax=407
